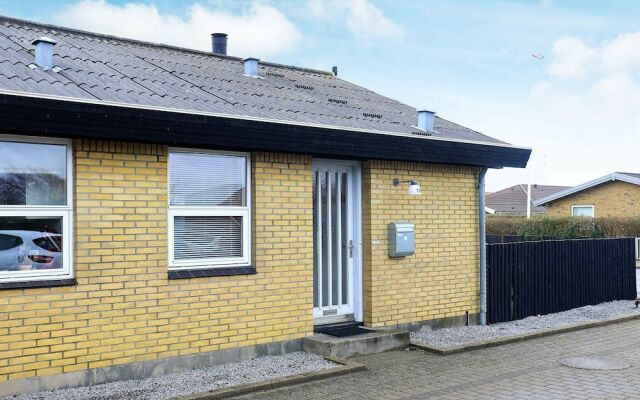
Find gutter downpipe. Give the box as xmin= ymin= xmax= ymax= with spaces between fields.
xmin=478 ymin=167 xmax=488 ymax=326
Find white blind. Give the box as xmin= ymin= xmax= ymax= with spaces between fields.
xmin=173 ymin=216 xmax=243 ymax=260
xmin=169 ymin=152 xmax=246 ymax=206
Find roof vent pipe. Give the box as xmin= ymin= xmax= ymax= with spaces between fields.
xmin=243 ymin=57 xmax=259 ymax=78
xmin=211 ymin=33 xmax=227 ymax=55
xmin=417 ymin=109 xmax=435 ymax=132
xmin=31 ymin=36 xmax=57 ymax=70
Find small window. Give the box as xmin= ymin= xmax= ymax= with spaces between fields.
xmin=572 ymin=205 xmax=594 ymax=218
xmin=168 ymin=150 xmax=251 ymax=269
xmin=0 ymin=137 xmax=73 ymax=282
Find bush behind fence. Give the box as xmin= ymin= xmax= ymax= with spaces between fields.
xmin=487 ymin=216 xmax=640 ymax=239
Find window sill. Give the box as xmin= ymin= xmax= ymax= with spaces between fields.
xmin=0 ymin=278 xmax=77 ymax=291
xmin=168 ymin=266 xmax=256 ymax=280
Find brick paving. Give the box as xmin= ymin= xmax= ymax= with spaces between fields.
xmin=236 ymin=320 xmax=640 ymax=399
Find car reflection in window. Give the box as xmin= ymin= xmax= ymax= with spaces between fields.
xmin=0 ymin=231 xmax=62 ymax=271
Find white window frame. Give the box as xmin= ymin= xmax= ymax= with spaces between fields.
xmin=0 ymin=135 xmax=73 ymax=282
xmin=168 ymin=148 xmax=251 ymax=270
xmin=571 ymin=205 xmax=595 ymax=218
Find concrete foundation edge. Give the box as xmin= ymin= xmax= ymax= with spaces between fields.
xmin=174 ymin=356 xmax=366 ymax=400
xmin=411 ymin=312 xmax=640 ymax=356
xmin=0 ymin=338 xmax=304 ymax=397
xmin=382 ymin=313 xmax=480 ymax=333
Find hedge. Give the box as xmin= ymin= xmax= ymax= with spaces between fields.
xmin=486 ymin=216 xmax=640 ymax=239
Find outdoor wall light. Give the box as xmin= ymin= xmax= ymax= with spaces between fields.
xmin=392 ymin=178 xmax=421 ymax=196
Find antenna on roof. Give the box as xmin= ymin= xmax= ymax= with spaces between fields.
xmin=332 ymin=66 xmax=338 ymax=76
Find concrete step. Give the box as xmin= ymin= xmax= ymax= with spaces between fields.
xmin=303 ymin=327 xmax=410 ymax=358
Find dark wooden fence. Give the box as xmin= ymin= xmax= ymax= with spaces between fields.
xmin=487 ymin=237 xmax=636 ymax=324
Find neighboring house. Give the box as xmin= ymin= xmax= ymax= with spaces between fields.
xmin=0 ymin=16 xmax=530 ymax=394
xmin=485 ymin=184 xmax=569 ymax=216
xmin=534 ymin=172 xmax=640 ymax=217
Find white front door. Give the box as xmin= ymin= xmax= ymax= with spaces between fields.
xmin=312 ymin=160 xmax=362 ymax=323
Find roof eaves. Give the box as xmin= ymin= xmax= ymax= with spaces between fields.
xmin=532 ymin=172 xmax=640 ymax=206
xmin=0 ymin=88 xmax=532 ymax=151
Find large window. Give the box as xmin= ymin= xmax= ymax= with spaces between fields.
xmin=572 ymin=205 xmax=595 ymax=218
xmin=0 ymin=137 xmax=73 ymax=282
xmin=168 ymin=150 xmax=251 ymax=269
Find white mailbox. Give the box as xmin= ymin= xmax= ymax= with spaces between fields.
xmin=388 ymin=222 xmax=415 ymax=257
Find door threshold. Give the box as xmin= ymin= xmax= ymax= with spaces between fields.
xmin=314 ymin=313 xmax=356 ymax=326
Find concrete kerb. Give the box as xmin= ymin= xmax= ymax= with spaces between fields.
xmin=410 ymin=312 xmax=640 ymax=356
xmin=171 ymin=356 xmax=366 ymax=400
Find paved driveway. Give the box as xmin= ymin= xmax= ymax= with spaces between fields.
xmin=236 ymin=320 xmax=640 ymax=399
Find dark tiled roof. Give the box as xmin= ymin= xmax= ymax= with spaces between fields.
xmin=486 ymin=184 xmax=569 ymax=214
xmin=0 ymin=16 xmax=508 ymax=145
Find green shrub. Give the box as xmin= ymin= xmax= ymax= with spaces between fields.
xmin=486 ymin=216 xmax=640 ymax=239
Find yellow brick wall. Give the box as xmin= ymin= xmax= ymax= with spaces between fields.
xmin=362 ymin=160 xmax=481 ymax=327
xmin=546 ymin=181 xmax=640 ymax=217
xmin=0 ymin=142 xmax=313 ymax=382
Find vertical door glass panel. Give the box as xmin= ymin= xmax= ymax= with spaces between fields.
xmin=320 ymin=171 xmax=329 ymax=307
xmin=312 ymin=171 xmax=318 ymax=308
xmin=331 ymin=171 xmax=339 ymax=306
xmin=341 ymin=172 xmax=348 ymax=305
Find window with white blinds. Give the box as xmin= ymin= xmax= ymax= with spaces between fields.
xmin=168 ymin=150 xmax=250 ymax=269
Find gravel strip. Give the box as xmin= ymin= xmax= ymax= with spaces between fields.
xmin=5 ymin=352 xmax=336 ymax=400
xmin=411 ymin=300 xmax=640 ymax=349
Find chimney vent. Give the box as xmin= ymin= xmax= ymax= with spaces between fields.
xmin=211 ymin=33 xmax=227 ymax=55
xmin=332 ymin=66 xmax=338 ymax=76
xmin=31 ymin=36 xmax=57 ymax=70
xmin=243 ymin=57 xmax=260 ymax=78
xmin=417 ymin=109 xmax=435 ymax=132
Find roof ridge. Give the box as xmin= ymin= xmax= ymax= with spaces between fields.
xmin=485 ymin=184 xmax=521 ymax=198
xmin=532 ymin=172 xmax=640 ymax=206
xmin=0 ymin=14 xmax=334 ymax=77
xmin=517 ymin=184 xmax=528 ymax=196
xmin=433 ymin=115 xmax=509 ymax=145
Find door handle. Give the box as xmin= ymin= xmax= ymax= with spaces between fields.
xmin=347 ymin=240 xmax=354 ymax=258
xmin=342 ymin=241 xmax=354 ymax=257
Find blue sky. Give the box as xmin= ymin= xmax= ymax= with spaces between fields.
xmin=2 ymin=0 xmax=639 ymax=191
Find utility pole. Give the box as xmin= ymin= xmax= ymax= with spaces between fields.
xmin=527 ymin=183 xmax=532 ymax=219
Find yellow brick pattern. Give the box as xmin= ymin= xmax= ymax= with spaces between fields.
xmin=546 ymin=180 xmax=640 ymax=217
xmin=362 ymin=160 xmax=481 ymax=327
xmin=0 ymin=142 xmax=313 ymax=382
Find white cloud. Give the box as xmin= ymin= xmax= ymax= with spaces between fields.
xmin=541 ymin=33 xmax=640 ymax=130
xmin=483 ymin=31 xmax=640 ymax=191
xmin=306 ymin=0 xmax=402 ymax=40
xmin=548 ymin=37 xmax=595 ymax=79
xmin=55 ymin=0 xmax=302 ymax=58
xmin=601 ymin=32 xmax=640 ymax=73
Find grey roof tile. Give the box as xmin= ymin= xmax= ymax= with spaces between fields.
xmin=0 ymin=16 xmax=510 ymax=145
